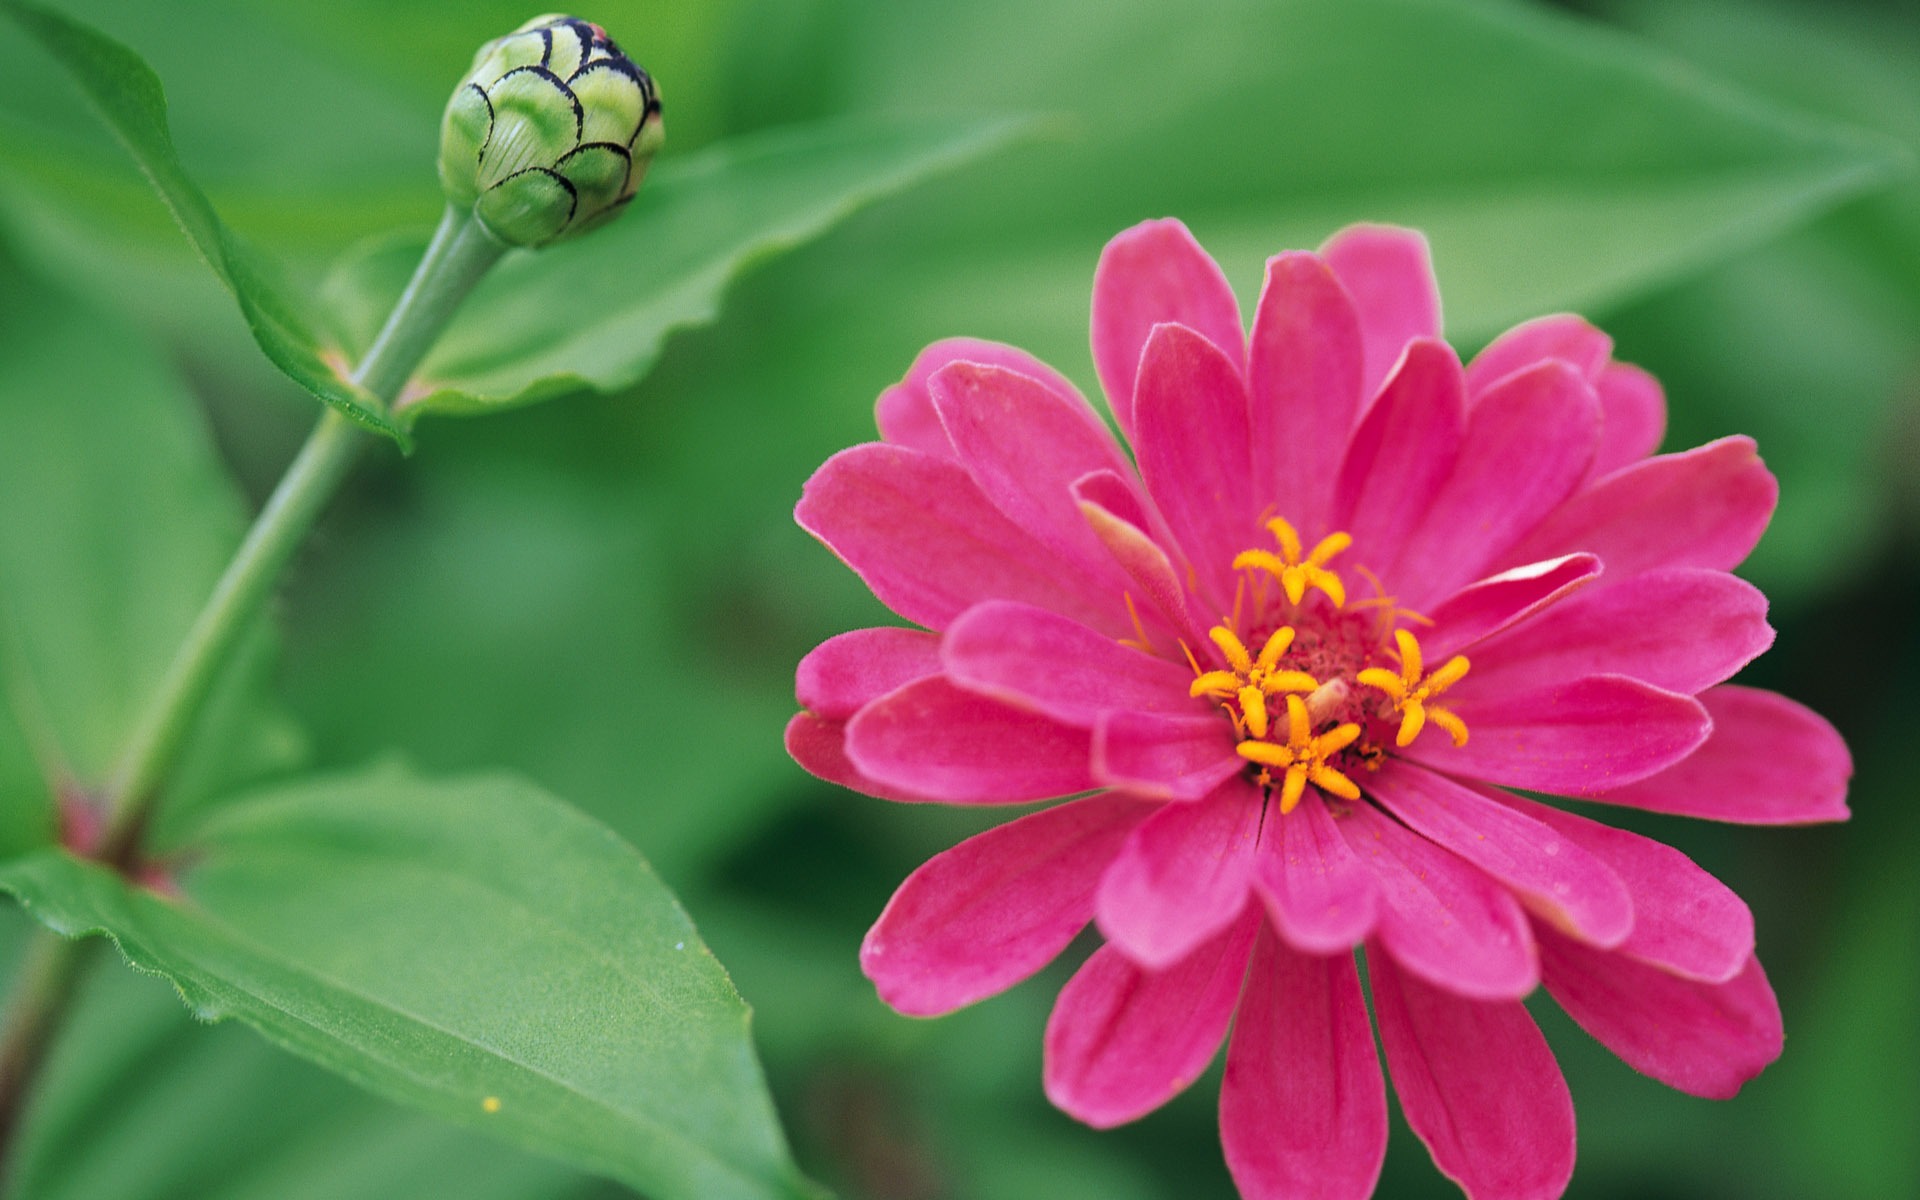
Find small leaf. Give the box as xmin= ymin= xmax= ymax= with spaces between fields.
xmin=1 ymin=909 xmax=597 ymax=1200
xmin=0 ymin=764 xmax=822 ymax=1200
xmin=0 ymin=253 xmax=303 ymax=859
xmin=0 ymin=0 xmax=403 ymax=444
xmin=320 ymin=114 xmax=1031 ymax=423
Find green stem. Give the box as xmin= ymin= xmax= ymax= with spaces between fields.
xmin=0 ymin=205 xmax=506 ymax=1190
xmin=0 ymin=933 xmax=92 ymax=1186
xmin=99 ymin=206 xmax=504 ymax=849
xmin=98 ymin=408 xmax=364 ymax=850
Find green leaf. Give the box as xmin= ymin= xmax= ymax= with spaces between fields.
xmin=320 ymin=114 xmax=1029 ymax=423
xmin=0 ymin=0 xmax=403 ymax=444
xmin=0 ymin=249 xmax=302 ymax=860
xmin=0 ymin=764 xmax=820 ymax=1200
xmin=0 ymin=910 xmax=601 ymax=1200
xmin=751 ymin=0 xmax=1907 ymax=357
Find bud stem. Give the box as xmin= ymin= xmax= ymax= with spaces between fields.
xmin=0 ymin=205 xmax=508 ymax=1182
xmin=100 ymin=206 xmax=503 ymax=844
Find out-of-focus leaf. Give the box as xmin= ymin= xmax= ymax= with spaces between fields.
xmin=0 ymin=910 xmax=605 ymax=1200
xmin=731 ymin=0 xmax=1906 ymax=363
xmin=0 ymin=0 xmax=400 ymax=442
xmin=0 ymin=764 xmax=820 ymax=1200
xmin=0 ymin=252 xmax=302 ymax=861
xmin=319 ymin=115 xmax=1029 ymax=424
xmin=1590 ymin=0 xmax=1920 ymax=606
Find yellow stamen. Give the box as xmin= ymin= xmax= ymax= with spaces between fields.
xmin=1210 ymin=626 xmax=1254 ymax=675
xmin=1120 ymin=591 xmax=1154 ymax=654
xmin=1232 ymin=516 xmax=1351 ymax=608
xmin=1356 ymin=628 xmax=1471 ymax=748
xmin=1236 ymin=694 xmax=1363 ymax=813
xmin=1239 ymin=686 xmax=1270 ymax=739
xmin=1191 ymin=617 xmax=1321 ymax=759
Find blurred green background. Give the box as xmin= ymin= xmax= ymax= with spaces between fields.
xmin=0 ymin=0 xmax=1915 ymax=1196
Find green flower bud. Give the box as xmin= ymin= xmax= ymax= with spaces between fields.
xmin=439 ymin=14 xmax=663 ymax=247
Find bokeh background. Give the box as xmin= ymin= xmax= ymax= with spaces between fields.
xmin=0 ymin=0 xmax=1915 ymax=1196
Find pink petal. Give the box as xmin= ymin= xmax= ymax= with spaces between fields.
xmin=875 ymin=337 xmax=1088 ymax=459
xmin=1395 ymin=360 xmax=1600 ymax=607
xmin=1538 ymin=925 xmax=1782 ymax=1099
xmin=1591 ymin=685 xmax=1852 ymax=825
xmin=1468 ymin=567 xmax=1773 ymax=698
xmin=1092 ymin=710 xmax=1243 ymax=802
xmin=1251 ymin=795 xmax=1378 ymax=954
xmin=1464 ymin=313 xmax=1612 ymax=399
xmin=1090 ymin=218 xmax=1246 ymax=441
xmin=1591 ymin=362 xmax=1666 ymax=479
xmin=1338 ymin=802 xmax=1536 ymax=1001
xmin=943 ymin=601 xmax=1200 ymax=727
xmin=1221 ymin=929 xmax=1386 ymax=1200
xmin=797 ymin=443 xmax=1122 ymax=634
xmin=1423 ymin=554 xmax=1601 ymax=662
xmin=1073 ymin=470 xmax=1205 ymax=645
xmin=1319 ymin=225 xmax=1442 ymax=402
xmin=1133 ymin=323 xmax=1260 ymax=606
xmin=1096 ymin=780 xmax=1261 ymax=969
xmin=1404 ymin=674 xmax=1711 ymax=796
xmin=785 ymin=711 xmax=936 ymax=803
xmin=931 ymin=361 xmax=1141 ymax=592
xmin=863 ymin=794 xmax=1155 ymax=1016
xmin=845 ymin=676 xmax=1095 ymax=803
xmin=1246 ymin=252 xmax=1365 ymax=534
xmin=1369 ymin=949 xmax=1575 ymax=1200
xmin=1331 ymin=338 xmax=1466 ymax=579
xmin=1044 ymin=910 xmax=1258 ymax=1128
xmin=1505 ymin=436 xmax=1776 ymax=582
xmin=796 ymin=627 xmax=943 ymax=720
xmin=1492 ymin=793 xmax=1753 ymax=982
xmin=1367 ymin=763 xmax=1632 ymax=948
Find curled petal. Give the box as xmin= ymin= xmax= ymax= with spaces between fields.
xmin=1422 ymin=553 xmax=1601 ymax=661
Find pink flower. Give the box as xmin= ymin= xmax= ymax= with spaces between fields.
xmin=787 ymin=219 xmax=1851 ymax=1200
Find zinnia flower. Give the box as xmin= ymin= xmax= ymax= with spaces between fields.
xmin=787 ymin=219 xmax=1851 ymax=1200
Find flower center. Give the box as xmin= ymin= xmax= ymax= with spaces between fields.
xmin=1183 ymin=516 xmax=1473 ymax=809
